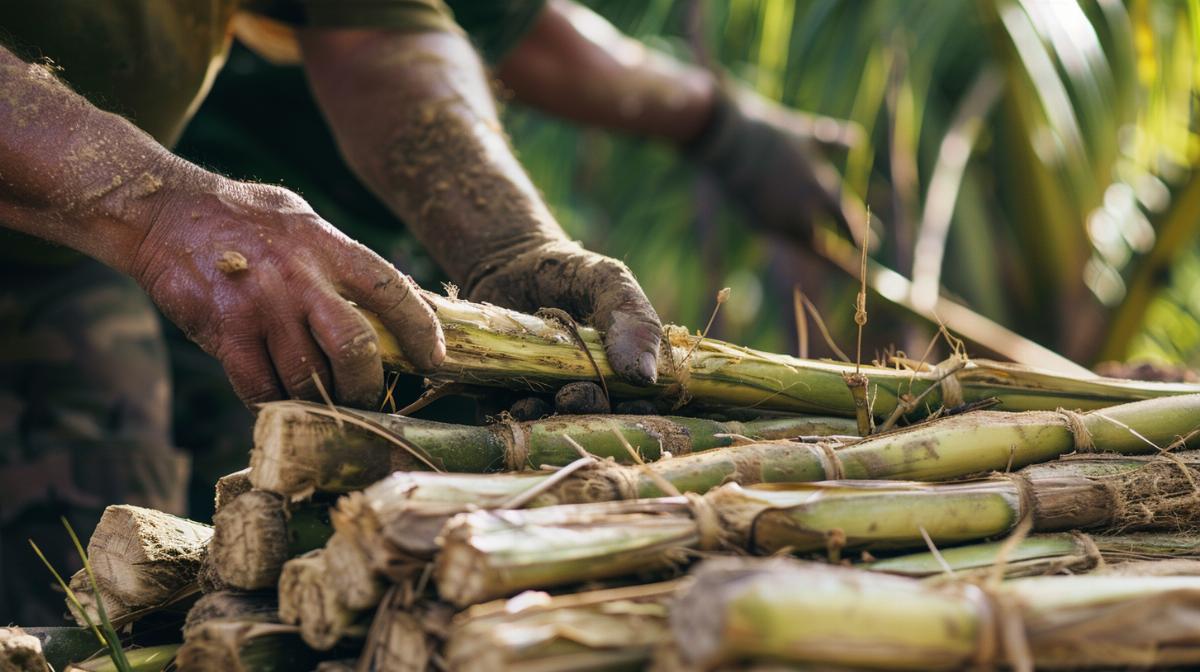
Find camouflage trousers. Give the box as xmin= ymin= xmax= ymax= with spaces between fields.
xmin=0 ymin=257 xmax=250 ymax=625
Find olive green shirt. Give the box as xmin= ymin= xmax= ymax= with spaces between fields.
xmin=0 ymin=0 xmax=457 ymax=147
xmin=0 ymin=0 xmax=544 ymax=263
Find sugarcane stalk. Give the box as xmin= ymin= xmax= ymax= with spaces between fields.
xmin=366 ymin=293 xmax=1200 ymax=417
xmin=444 ymin=581 xmax=679 ymax=672
xmin=207 ymin=491 xmax=332 ymax=591
xmin=333 ymin=393 xmax=1200 ymax=583
xmin=178 ymin=623 xmax=325 ymax=672
xmin=214 ymin=469 xmax=253 ymax=514
xmin=249 ymin=401 xmax=853 ymax=498
xmin=277 ymin=551 xmax=367 ymax=651
xmin=1091 ymin=559 xmax=1200 ymax=576
xmin=357 ymin=590 xmax=453 ymax=672
xmin=0 ymin=627 xmax=50 ymax=672
xmin=65 ymin=645 xmax=179 ymax=672
xmin=865 ymin=531 xmax=1200 ymax=578
xmin=179 ymin=591 xmax=331 ymax=672
xmin=68 ymin=506 xmax=211 ymax=627
xmin=664 ymin=557 xmax=1200 ymax=670
xmin=434 ymin=452 xmax=1200 ymax=606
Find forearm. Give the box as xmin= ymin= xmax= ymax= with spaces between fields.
xmin=298 ymin=29 xmax=567 ymax=291
xmin=495 ymin=0 xmax=715 ymax=145
xmin=0 ymin=45 xmax=203 ymax=272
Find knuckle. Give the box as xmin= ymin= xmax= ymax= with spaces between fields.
xmin=333 ymin=329 xmax=380 ymax=366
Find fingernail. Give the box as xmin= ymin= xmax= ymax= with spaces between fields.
xmin=430 ymin=338 xmax=446 ymax=367
xmin=638 ymin=352 xmax=658 ymax=384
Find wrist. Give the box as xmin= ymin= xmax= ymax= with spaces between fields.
xmin=93 ymin=152 xmax=224 ymax=278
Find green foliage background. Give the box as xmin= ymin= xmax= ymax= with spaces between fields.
xmin=178 ymin=0 xmax=1200 ymax=367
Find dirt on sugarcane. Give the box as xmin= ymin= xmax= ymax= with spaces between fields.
xmin=555 ymin=381 xmax=611 ymax=414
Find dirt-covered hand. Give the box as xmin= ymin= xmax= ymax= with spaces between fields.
xmin=126 ymin=174 xmax=445 ymax=408
xmin=466 ymin=239 xmax=662 ymax=385
xmin=689 ymin=86 xmax=862 ymax=243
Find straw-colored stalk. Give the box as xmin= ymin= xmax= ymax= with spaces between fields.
xmin=208 ymin=490 xmax=332 ymax=590
xmin=663 ymin=557 xmax=1200 ymax=670
xmin=177 ymin=592 xmax=329 ymax=672
xmin=335 ymin=393 xmax=1200 ymax=580
xmin=175 ymin=590 xmax=331 ymax=667
xmin=249 ymin=401 xmax=852 ymax=499
xmin=444 ymin=581 xmax=680 ymax=672
xmin=67 ymin=505 xmax=211 ymax=627
xmin=866 ymin=531 xmax=1200 ymax=579
xmin=214 ymin=469 xmax=253 ymax=514
xmin=434 ymin=452 xmax=1200 ymax=606
xmin=356 ymin=590 xmax=453 ymax=672
xmin=367 ymin=293 xmax=1200 ymax=417
xmin=277 ymin=550 xmax=368 ymax=650
xmin=0 ymin=627 xmax=49 ymax=672
xmin=1092 ymin=559 xmax=1200 ymax=576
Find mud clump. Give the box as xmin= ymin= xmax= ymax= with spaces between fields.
xmin=509 ymin=396 xmax=552 ymax=421
xmin=614 ymin=399 xmax=658 ymax=415
xmin=555 ymin=381 xmax=610 ymax=415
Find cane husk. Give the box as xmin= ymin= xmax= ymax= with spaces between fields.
xmin=444 ymin=581 xmax=680 ymax=672
xmin=367 ymin=294 xmax=1200 ymax=417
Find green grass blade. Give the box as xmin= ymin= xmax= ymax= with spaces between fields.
xmin=61 ymin=517 xmax=132 ymax=672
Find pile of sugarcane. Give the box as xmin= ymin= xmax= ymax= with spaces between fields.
xmin=21 ymin=296 xmax=1200 ymax=671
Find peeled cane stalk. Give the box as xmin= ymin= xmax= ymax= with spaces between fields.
xmin=249 ymin=401 xmax=852 ymax=498
xmin=866 ymin=531 xmax=1200 ymax=578
xmin=435 ymin=452 xmax=1200 ymax=606
xmin=277 ymin=550 xmax=368 ymax=650
xmin=367 ymin=293 xmax=1200 ymax=417
xmin=207 ymin=490 xmax=332 ymax=590
xmin=177 ymin=592 xmax=329 ymax=672
xmin=444 ymin=581 xmax=679 ymax=672
xmin=663 ymin=556 xmax=1200 ymax=670
xmin=68 ymin=505 xmax=211 ymax=627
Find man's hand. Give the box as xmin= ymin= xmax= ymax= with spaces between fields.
xmin=688 ymin=86 xmax=865 ymax=245
xmin=467 ymin=239 xmax=661 ymax=384
xmin=129 ymin=174 xmax=445 ymax=407
xmin=0 ymin=45 xmax=443 ymax=408
xmin=299 ymin=28 xmax=662 ymax=387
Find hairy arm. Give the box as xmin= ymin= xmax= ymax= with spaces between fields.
xmin=299 ymin=28 xmax=662 ymax=384
xmin=0 ymin=45 xmax=443 ymax=407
